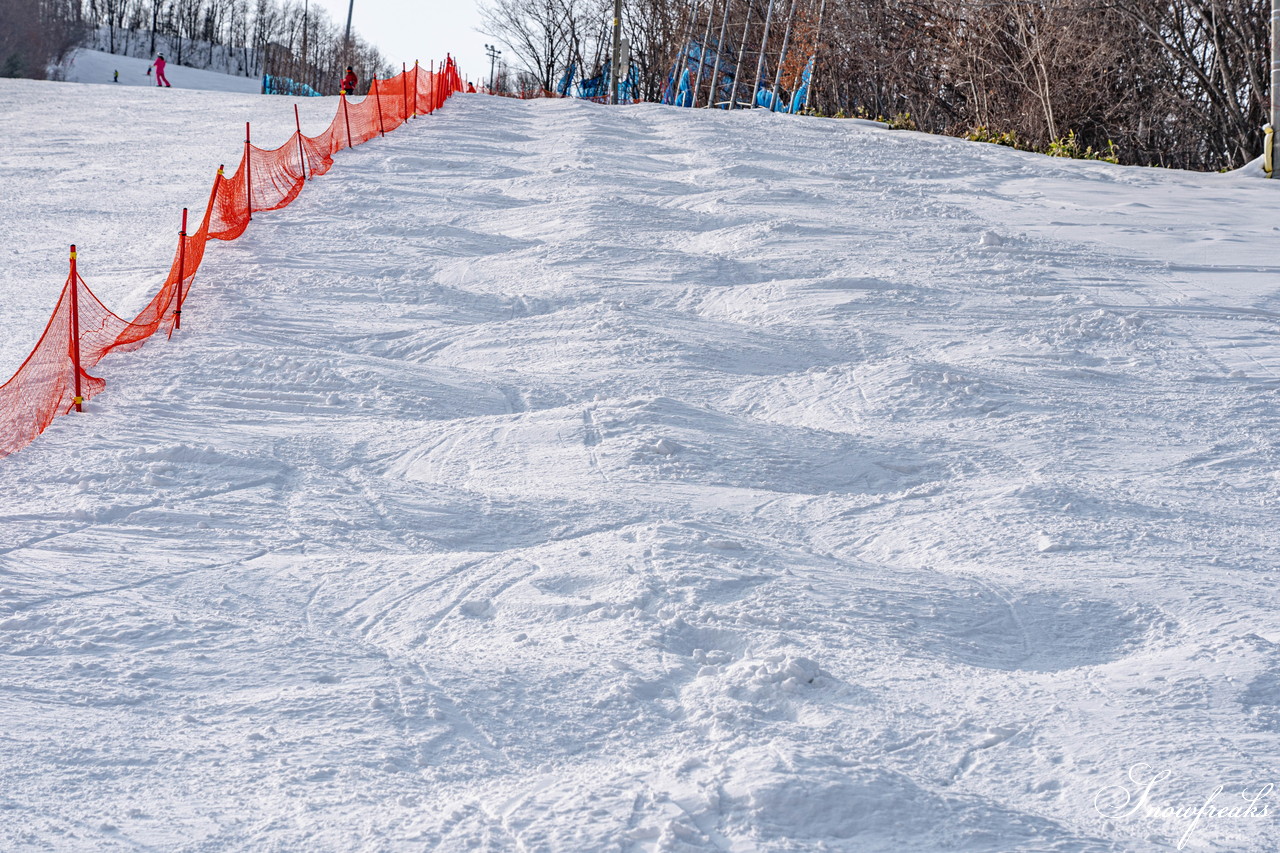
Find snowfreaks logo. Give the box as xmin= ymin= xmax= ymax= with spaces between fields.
xmin=1094 ymin=763 xmax=1274 ymax=850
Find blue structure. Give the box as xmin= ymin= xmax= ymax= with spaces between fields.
xmin=662 ymin=41 xmax=812 ymax=113
xmin=262 ymin=74 xmax=322 ymax=97
xmin=661 ymin=39 xmax=737 ymax=108
xmin=569 ymin=60 xmax=640 ymax=103
xmin=673 ymin=67 xmax=692 ymax=107
xmin=787 ymin=57 xmax=813 ymax=113
xmin=556 ymin=63 xmax=577 ymax=97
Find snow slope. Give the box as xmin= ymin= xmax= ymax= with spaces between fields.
xmin=2 ymin=80 xmax=1280 ymax=851
xmin=60 ymin=47 xmax=262 ymax=93
xmin=0 ymin=78 xmax=340 ymax=372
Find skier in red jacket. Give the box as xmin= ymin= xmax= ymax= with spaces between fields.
xmin=340 ymin=67 xmax=358 ymax=95
xmin=151 ymin=55 xmax=171 ymax=87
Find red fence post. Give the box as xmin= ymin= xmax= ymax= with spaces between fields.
xmin=402 ymin=62 xmax=409 ymax=119
xmin=374 ymin=75 xmax=386 ymax=136
xmin=430 ymin=60 xmax=435 ymax=112
xmin=294 ymin=104 xmax=308 ymax=180
xmin=68 ymin=245 xmax=83 ymax=413
xmin=413 ymin=60 xmax=420 ymax=116
xmin=341 ymin=93 xmax=353 ymax=149
xmin=245 ymin=122 xmax=253 ymax=221
xmin=211 ymin=164 xmax=224 ymax=231
xmin=175 ymin=207 xmax=188 ymax=331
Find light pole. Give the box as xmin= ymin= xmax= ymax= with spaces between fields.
xmin=1270 ymin=0 xmax=1279 ymax=175
xmin=800 ymin=0 xmax=826 ymax=115
xmin=728 ymin=2 xmax=751 ymax=110
xmin=750 ymin=0 xmax=775 ymax=108
xmin=769 ymin=0 xmax=797 ymax=112
xmin=691 ymin=0 xmax=717 ymax=108
xmin=485 ymin=43 xmax=502 ymax=93
xmin=610 ymin=0 xmax=623 ymax=104
xmin=300 ymin=0 xmax=309 ymax=88
xmin=707 ymin=0 xmax=731 ymax=108
xmin=343 ymin=0 xmax=354 ymax=65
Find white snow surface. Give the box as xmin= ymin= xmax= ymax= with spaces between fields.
xmin=3 ymin=79 xmax=1280 ymax=851
xmin=59 ymin=48 xmax=262 ymax=93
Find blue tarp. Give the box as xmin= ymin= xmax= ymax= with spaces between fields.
xmin=556 ymin=63 xmax=576 ymax=97
xmin=572 ymin=61 xmax=640 ymax=103
xmin=748 ymin=56 xmax=814 ymax=112
xmin=788 ymin=57 xmax=813 ymax=114
xmin=661 ymin=39 xmax=736 ymax=108
xmin=674 ymin=68 xmax=692 ymax=107
xmin=262 ymin=74 xmax=322 ymax=97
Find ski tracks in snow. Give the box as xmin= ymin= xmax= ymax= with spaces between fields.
xmin=2 ymin=88 xmax=1279 ymax=850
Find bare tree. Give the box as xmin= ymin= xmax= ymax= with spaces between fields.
xmin=480 ymin=0 xmax=580 ymax=93
xmin=1 ymin=0 xmax=81 ymax=78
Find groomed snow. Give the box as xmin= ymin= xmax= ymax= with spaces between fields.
xmin=2 ymin=79 xmax=1279 ymax=851
xmin=0 ymin=78 xmax=342 ymax=371
xmin=60 ymin=47 xmax=262 ymax=93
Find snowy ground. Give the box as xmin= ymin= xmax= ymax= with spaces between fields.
xmin=59 ymin=48 xmax=262 ymax=93
xmin=0 ymin=78 xmax=340 ymax=371
xmin=2 ymin=80 xmax=1280 ymax=851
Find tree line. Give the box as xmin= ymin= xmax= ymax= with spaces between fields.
xmin=1 ymin=0 xmax=391 ymax=95
xmin=481 ymin=0 xmax=1269 ymax=171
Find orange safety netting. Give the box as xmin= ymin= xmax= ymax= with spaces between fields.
xmin=0 ymin=58 xmax=464 ymax=461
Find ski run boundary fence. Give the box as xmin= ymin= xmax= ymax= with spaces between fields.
xmin=0 ymin=58 xmax=464 ymax=461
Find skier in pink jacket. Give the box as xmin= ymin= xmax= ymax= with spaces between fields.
xmin=151 ymin=55 xmax=171 ymax=88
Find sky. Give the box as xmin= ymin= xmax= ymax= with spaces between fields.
xmin=305 ymin=0 xmax=492 ymax=87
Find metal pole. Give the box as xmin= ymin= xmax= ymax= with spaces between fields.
xmin=770 ymin=0 xmax=797 ymax=111
xmin=673 ymin=0 xmax=699 ymax=105
xmin=294 ymin=104 xmax=308 ymax=180
xmin=301 ymin=0 xmax=309 ymax=89
xmin=750 ymin=0 xmax=776 ymax=108
xmin=1269 ymin=0 xmax=1279 ymax=175
xmin=802 ymin=0 xmax=826 ymax=114
xmin=244 ymin=122 xmax=253 ymax=220
xmin=373 ymin=74 xmax=385 ymax=136
xmin=402 ymin=62 xmax=409 ymax=119
xmin=611 ymin=0 xmax=623 ymax=104
xmin=707 ymin=0 xmax=731 ymax=107
xmin=343 ymin=0 xmax=354 ymax=62
xmin=691 ymin=0 xmax=717 ymax=108
xmin=341 ymin=93 xmax=353 ymax=148
xmin=486 ymin=44 xmax=501 ymax=93
xmin=729 ymin=1 xmax=752 ymax=110
xmin=68 ymin=245 xmax=83 ymax=413
xmin=174 ymin=207 xmax=187 ymax=330
xmin=413 ymin=60 xmax=420 ymax=115
xmin=1273 ymin=0 xmax=1280 ymax=132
